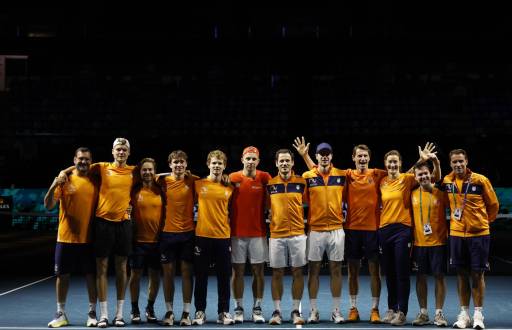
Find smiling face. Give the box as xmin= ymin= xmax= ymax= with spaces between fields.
xmin=385 ymin=154 xmax=401 ymax=176
xmin=414 ymin=165 xmax=432 ymax=188
xmin=316 ymin=150 xmax=332 ymax=168
xmin=74 ymin=151 xmax=92 ymax=175
xmin=352 ymin=148 xmax=370 ymax=171
xmin=450 ymin=153 xmax=468 ymax=177
xmin=140 ymin=161 xmax=155 ymax=184
xmin=170 ymin=157 xmax=187 ymax=176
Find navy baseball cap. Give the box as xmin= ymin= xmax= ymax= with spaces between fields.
xmin=316 ymin=142 xmax=333 ymax=154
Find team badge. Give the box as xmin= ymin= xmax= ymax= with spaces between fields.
xmin=201 ymin=186 xmax=208 ymax=194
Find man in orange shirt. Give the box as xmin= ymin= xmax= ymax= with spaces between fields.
xmin=128 ymin=158 xmax=164 ymax=325
xmin=267 ymin=149 xmax=308 ymax=326
xmin=45 ymin=147 xmax=98 ymax=328
xmin=89 ymin=138 xmax=136 ymax=328
xmin=229 ymin=146 xmax=271 ymax=324
xmin=192 ymin=150 xmax=235 ymax=326
xmin=443 ymin=149 xmax=499 ymax=329
xmin=302 ymin=143 xmax=347 ymax=324
xmin=410 ymin=160 xmax=448 ymax=327
xmin=157 ymin=150 xmax=198 ymax=326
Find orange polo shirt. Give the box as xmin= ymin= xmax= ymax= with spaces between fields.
xmin=411 ymin=186 xmax=448 ymax=246
xmin=54 ymin=171 xmax=97 ymax=243
xmin=158 ymin=174 xmax=198 ymax=233
xmin=380 ymin=173 xmax=417 ymax=228
xmin=132 ymin=186 xmax=164 ymax=243
xmin=195 ymin=178 xmax=234 ymax=239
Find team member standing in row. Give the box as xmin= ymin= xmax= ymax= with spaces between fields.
xmin=157 ymin=150 xmax=198 ymax=326
xmin=301 ymin=142 xmax=347 ymax=324
xmin=379 ymin=148 xmax=440 ymax=326
xmin=192 ymin=150 xmax=235 ymax=325
xmin=267 ymin=149 xmax=308 ymax=326
xmin=229 ymin=146 xmax=271 ymax=323
xmin=443 ymin=149 xmax=499 ymax=330
xmin=129 ymin=158 xmax=164 ymax=324
xmin=45 ymin=147 xmax=98 ymax=328
xmin=293 ymin=138 xmax=385 ymax=323
xmin=410 ymin=160 xmax=449 ymax=327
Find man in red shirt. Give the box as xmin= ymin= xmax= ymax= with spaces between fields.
xmin=229 ymin=146 xmax=272 ymax=323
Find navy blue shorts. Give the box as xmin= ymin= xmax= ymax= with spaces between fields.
xmin=160 ymin=231 xmax=195 ymax=263
xmin=345 ymin=229 xmax=379 ymax=260
xmin=54 ymin=242 xmax=96 ymax=275
xmin=93 ymin=217 xmax=133 ymax=257
xmin=130 ymin=242 xmax=161 ymax=270
xmin=413 ymin=245 xmax=447 ymax=275
xmin=449 ymin=235 xmax=490 ymax=272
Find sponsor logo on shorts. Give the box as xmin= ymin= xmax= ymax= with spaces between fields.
xmin=194 ymin=246 xmax=201 ymax=256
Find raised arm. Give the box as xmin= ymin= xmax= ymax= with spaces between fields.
xmin=292 ymin=136 xmax=315 ymax=170
xmin=407 ymin=142 xmax=438 ymax=173
xmin=430 ymin=154 xmax=441 ymax=182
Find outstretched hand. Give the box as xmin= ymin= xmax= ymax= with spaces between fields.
xmin=418 ymin=142 xmax=438 ymax=162
xmin=293 ymin=136 xmax=310 ymax=157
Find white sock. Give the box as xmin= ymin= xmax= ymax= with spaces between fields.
xmin=461 ymin=306 xmax=469 ymax=315
xmin=435 ymin=309 xmax=442 ymax=315
xmin=420 ymin=308 xmax=428 ymax=315
xmin=292 ymin=300 xmax=301 ymax=311
xmin=235 ymin=298 xmax=243 ymax=308
xmin=165 ymin=301 xmax=173 ymax=312
xmin=371 ymin=296 xmax=379 ymax=309
xmin=254 ymin=298 xmax=262 ymax=308
xmin=310 ymin=299 xmax=318 ymax=311
xmin=116 ymin=300 xmax=124 ymax=319
xmin=57 ymin=302 xmax=65 ymax=313
xmin=183 ymin=303 xmax=191 ymax=313
xmin=273 ymin=300 xmax=281 ymax=311
xmin=474 ymin=307 xmax=483 ymax=314
xmin=350 ymin=295 xmax=357 ymax=308
xmin=332 ymin=297 xmax=341 ymax=312
xmin=89 ymin=302 xmax=96 ymax=313
xmin=99 ymin=301 xmax=108 ymax=320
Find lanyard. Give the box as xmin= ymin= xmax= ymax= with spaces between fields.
xmin=451 ymin=174 xmax=471 ymax=210
xmin=419 ymin=186 xmax=432 ymax=225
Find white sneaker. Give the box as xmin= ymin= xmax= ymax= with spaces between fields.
xmin=192 ymin=311 xmax=206 ymax=326
xmin=453 ymin=311 xmax=471 ymax=329
xmin=291 ymin=310 xmax=305 ymax=325
xmin=269 ymin=310 xmax=282 ymax=325
xmin=86 ymin=311 xmax=98 ymax=327
xmin=48 ymin=311 xmax=69 ymax=328
xmin=307 ymin=309 xmax=320 ymax=324
xmin=252 ymin=307 xmax=265 ymax=323
xmin=472 ymin=311 xmax=485 ymax=329
xmin=233 ymin=306 xmax=244 ymax=323
xmin=162 ymin=311 xmax=175 ymax=326
xmin=217 ymin=312 xmax=235 ymax=325
xmin=180 ymin=312 xmax=192 ymax=326
xmin=331 ymin=309 xmax=345 ymax=324
xmin=434 ymin=310 xmax=448 ymax=327
xmin=382 ymin=309 xmax=396 ymax=324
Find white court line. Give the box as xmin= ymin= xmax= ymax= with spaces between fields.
xmin=0 ymin=275 xmax=54 ymax=297
xmin=2 ymin=328 xmax=512 ymax=330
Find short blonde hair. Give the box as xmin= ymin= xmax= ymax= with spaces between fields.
xmin=206 ymin=150 xmax=227 ymax=166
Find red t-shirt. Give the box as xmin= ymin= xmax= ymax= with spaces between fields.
xmin=229 ymin=170 xmax=272 ymax=237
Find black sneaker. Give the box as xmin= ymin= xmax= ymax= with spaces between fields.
xmin=145 ymin=306 xmax=158 ymax=323
xmin=131 ymin=308 xmax=141 ymax=324
xmin=161 ymin=311 xmax=174 ymax=326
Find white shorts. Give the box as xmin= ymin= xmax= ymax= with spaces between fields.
xmin=269 ymin=235 xmax=307 ymax=268
xmin=231 ymin=237 xmax=269 ymax=264
xmin=307 ymin=228 xmax=345 ymax=262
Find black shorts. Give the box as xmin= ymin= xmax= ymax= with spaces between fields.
xmin=54 ymin=242 xmax=96 ymax=275
xmin=93 ymin=217 xmax=133 ymax=257
xmin=345 ymin=229 xmax=379 ymax=260
xmin=450 ymin=235 xmax=490 ymax=272
xmin=160 ymin=231 xmax=195 ymax=263
xmin=130 ymin=242 xmax=161 ymax=270
xmin=413 ymin=245 xmax=447 ymax=275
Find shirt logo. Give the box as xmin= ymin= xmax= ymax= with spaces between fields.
xmin=472 ymin=186 xmax=476 ymax=192
xmin=137 ymin=194 xmax=144 ymax=202
xmin=337 ymin=178 xmax=341 ymax=183
xmin=225 ymin=190 xmax=229 ymax=197
xmin=64 ymin=183 xmax=76 ymax=194
xmin=296 ymin=185 xmax=300 ymax=190
xmin=235 ymin=183 xmax=241 ymax=188
xmin=201 ymin=186 xmax=208 ymax=194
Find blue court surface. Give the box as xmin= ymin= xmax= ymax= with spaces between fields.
xmin=1 ymin=275 xmax=511 ymax=329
